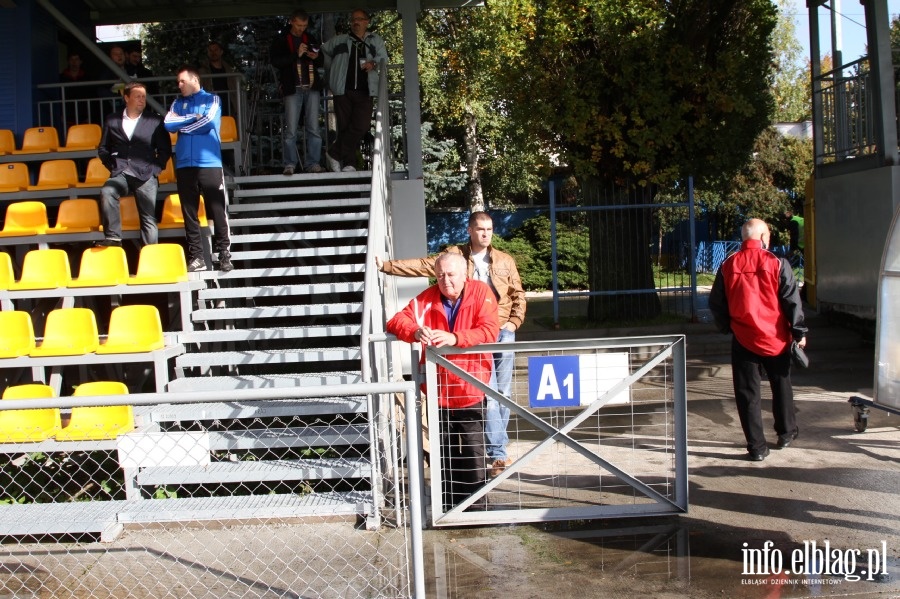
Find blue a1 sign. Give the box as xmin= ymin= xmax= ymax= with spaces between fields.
xmin=528 ymin=353 xmax=630 ymax=408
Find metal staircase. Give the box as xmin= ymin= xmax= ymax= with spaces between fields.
xmin=129 ymin=171 xmax=380 ymax=520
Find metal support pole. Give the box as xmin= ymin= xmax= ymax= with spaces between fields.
xmin=404 ymin=386 xmax=426 ymax=598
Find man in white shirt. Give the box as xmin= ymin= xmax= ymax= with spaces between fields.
xmin=97 ymin=81 xmax=172 ymax=247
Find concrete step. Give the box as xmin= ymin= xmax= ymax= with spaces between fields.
xmin=136 ymin=457 xmax=372 ymax=486
xmin=193 ymin=263 xmax=365 ymax=282
xmin=233 ymin=171 xmax=371 ymax=187
xmin=198 ymin=282 xmax=363 ymax=301
xmin=204 ymin=424 xmax=369 ymax=450
xmin=149 ymin=398 xmax=368 ymax=423
xmin=229 ymin=192 xmax=370 ymax=206
xmin=176 ymin=347 xmax=361 ymax=368
xmin=177 ymin=324 xmax=361 ymax=344
xmin=191 ymin=302 xmax=362 ymax=322
xmin=229 ymin=245 xmax=367 ymax=261
xmin=228 ymin=212 xmax=369 ymax=229
xmin=229 ymin=229 xmax=367 ymax=244
xmin=166 ymin=372 xmax=362 ymax=392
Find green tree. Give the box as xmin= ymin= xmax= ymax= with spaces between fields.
xmin=772 ymin=0 xmax=811 ymax=122
xmin=491 ymin=0 xmax=778 ymax=320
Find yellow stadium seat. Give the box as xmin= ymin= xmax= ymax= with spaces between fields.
xmin=0 ymin=384 xmax=61 ymax=443
xmin=0 ymin=201 xmax=50 ymax=238
xmin=98 ymin=305 xmax=164 ymax=353
xmin=70 ymin=246 xmax=130 ymax=287
xmin=56 ymin=381 xmax=134 ymax=441
xmin=157 ymin=157 xmax=175 ymax=184
xmin=75 ymin=157 xmax=111 ymax=188
xmin=159 ymin=194 xmax=207 ymax=229
xmin=48 ymin=198 xmax=101 ymax=234
xmin=0 ymin=162 xmax=30 ymax=192
xmin=0 ymin=252 xmax=14 ymax=290
xmin=119 ymin=196 xmax=140 ymax=231
xmin=59 ymin=123 xmax=102 ymax=151
xmin=9 ymin=248 xmax=71 ymax=291
xmin=0 ymin=311 xmax=35 ymax=358
xmin=11 ymin=126 xmax=59 ymax=154
xmin=31 ymin=307 xmax=99 ymax=357
xmin=129 ymin=243 xmax=188 ymax=284
xmin=27 ymin=159 xmax=78 ymax=191
xmin=0 ymin=130 xmax=15 ymax=155
xmin=220 ymin=116 xmax=238 ymax=142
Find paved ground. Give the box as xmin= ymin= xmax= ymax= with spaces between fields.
xmin=419 ymin=303 xmax=899 ymax=598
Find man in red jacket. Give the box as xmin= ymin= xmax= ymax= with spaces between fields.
xmin=709 ymin=218 xmax=808 ymax=461
xmin=386 ymin=252 xmax=499 ymax=509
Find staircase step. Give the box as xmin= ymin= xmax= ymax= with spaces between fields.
xmin=228 ymin=212 xmax=369 ymax=228
xmin=177 ymin=324 xmax=361 ymax=344
xmin=176 ymin=347 xmax=361 ymax=368
xmin=195 ymin=263 xmax=365 ymax=281
xmin=229 ymin=245 xmax=367 ymax=261
xmin=198 ymin=282 xmax=363 ymax=301
xmin=229 ymin=229 xmax=367 ymax=244
xmin=150 ymin=397 xmax=367 ymax=422
xmin=116 ymin=492 xmax=372 ymax=524
xmin=166 ymin=373 xmax=362 ymax=392
xmin=233 ymin=172 xmax=371 ymax=186
xmin=136 ymin=457 xmax=372 ymax=486
xmin=229 ymin=194 xmax=370 ymax=208
xmin=206 ymin=424 xmax=369 ymax=450
xmin=234 ymin=185 xmax=370 ymax=199
xmin=192 ymin=303 xmax=362 ymax=322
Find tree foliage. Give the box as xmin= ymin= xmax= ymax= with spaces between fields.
xmin=772 ymin=0 xmax=810 ymax=122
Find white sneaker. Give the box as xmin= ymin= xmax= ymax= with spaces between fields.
xmin=282 ymin=165 xmax=295 ymax=176
xmin=325 ymin=152 xmax=341 ymax=172
xmin=342 ymin=165 xmax=356 ymax=172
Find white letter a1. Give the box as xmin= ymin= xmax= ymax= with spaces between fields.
xmin=536 ymin=364 xmax=562 ymax=400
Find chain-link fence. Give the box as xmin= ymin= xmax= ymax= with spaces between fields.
xmin=416 ymin=336 xmax=688 ymax=528
xmin=0 ymin=383 xmax=420 ymax=598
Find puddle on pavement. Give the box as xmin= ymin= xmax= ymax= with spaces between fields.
xmin=422 ymin=517 xmax=899 ymax=598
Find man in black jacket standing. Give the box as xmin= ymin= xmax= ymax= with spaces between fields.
xmin=96 ymin=81 xmax=172 ymax=247
xmin=270 ymin=9 xmax=325 ymax=175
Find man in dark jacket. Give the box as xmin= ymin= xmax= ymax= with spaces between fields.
xmin=270 ymin=9 xmax=325 ymax=175
xmin=709 ymin=218 xmax=808 ymax=461
xmin=97 ymin=81 xmax=172 ymax=247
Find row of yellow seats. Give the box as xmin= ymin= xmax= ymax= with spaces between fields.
xmin=0 ymin=381 xmax=133 ymax=443
xmin=0 ymin=157 xmax=177 ymax=193
xmin=0 ymin=195 xmax=207 ymax=238
xmin=0 ymin=124 xmax=101 ymax=156
xmin=0 ymin=305 xmax=166 ymax=359
xmin=1 ymin=244 xmax=189 ymax=290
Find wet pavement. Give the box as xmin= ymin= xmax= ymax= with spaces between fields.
xmin=421 ymin=305 xmax=900 ymax=598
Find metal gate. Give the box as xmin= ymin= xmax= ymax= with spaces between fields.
xmin=420 ymin=336 xmax=688 ymax=527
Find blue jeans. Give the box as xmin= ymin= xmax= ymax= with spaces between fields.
xmin=282 ymin=87 xmax=322 ymax=170
xmin=485 ymin=327 xmax=515 ymax=461
xmin=100 ymin=173 xmax=158 ymax=246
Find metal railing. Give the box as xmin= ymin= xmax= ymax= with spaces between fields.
xmin=813 ymin=57 xmax=877 ymax=163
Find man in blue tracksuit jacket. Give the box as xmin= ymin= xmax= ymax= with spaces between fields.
xmin=164 ymin=65 xmax=232 ymax=272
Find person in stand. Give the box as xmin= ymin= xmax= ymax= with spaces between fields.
xmin=709 ymin=218 xmax=808 ymax=461
xmin=164 ymin=65 xmax=232 ymax=273
xmin=386 ymin=252 xmax=499 ymax=510
xmin=271 ymin=9 xmax=325 ymax=175
xmin=60 ymin=51 xmax=95 ymax=126
xmin=96 ymin=45 xmax=129 ymax=117
xmin=320 ymin=8 xmax=387 ymax=172
xmin=125 ymin=47 xmax=158 ymax=95
xmin=96 ymin=81 xmax=171 ymax=248
xmin=376 ymin=211 xmax=526 ymax=477
xmin=199 ymin=41 xmax=238 ymax=116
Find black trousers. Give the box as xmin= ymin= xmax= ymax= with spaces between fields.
xmin=329 ymin=90 xmax=373 ymax=167
xmin=175 ymin=166 xmax=231 ymax=260
xmin=438 ymin=402 xmax=486 ymax=511
xmin=731 ymin=336 xmax=797 ymax=454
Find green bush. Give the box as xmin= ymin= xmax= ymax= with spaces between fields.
xmin=492 ymin=215 xmax=589 ymax=291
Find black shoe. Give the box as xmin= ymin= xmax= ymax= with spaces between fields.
xmin=748 ymin=446 xmax=770 ymax=461
xmin=776 ymin=431 xmax=799 ymax=449
xmin=218 ymin=252 xmax=233 ymax=273
xmin=187 ymin=256 xmax=208 ymax=272
xmin=94 ymin=238 xmax=122 ymax=248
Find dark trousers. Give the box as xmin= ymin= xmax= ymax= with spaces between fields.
xmin=438 ymin=402 xmax=486 ymax=511
xmin=329 ymin=90 xmax=373 ymax=166
xmin=731 ymin=337 xmax=797 ymax=454
xmin=174 ymin=167 xmax=231 ymax=260
xmin=100 ymin=173 xmax=158 ymax=246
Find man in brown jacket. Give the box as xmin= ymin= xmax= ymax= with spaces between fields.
xmin=376 ymin=211 xmax=526 ymax=477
